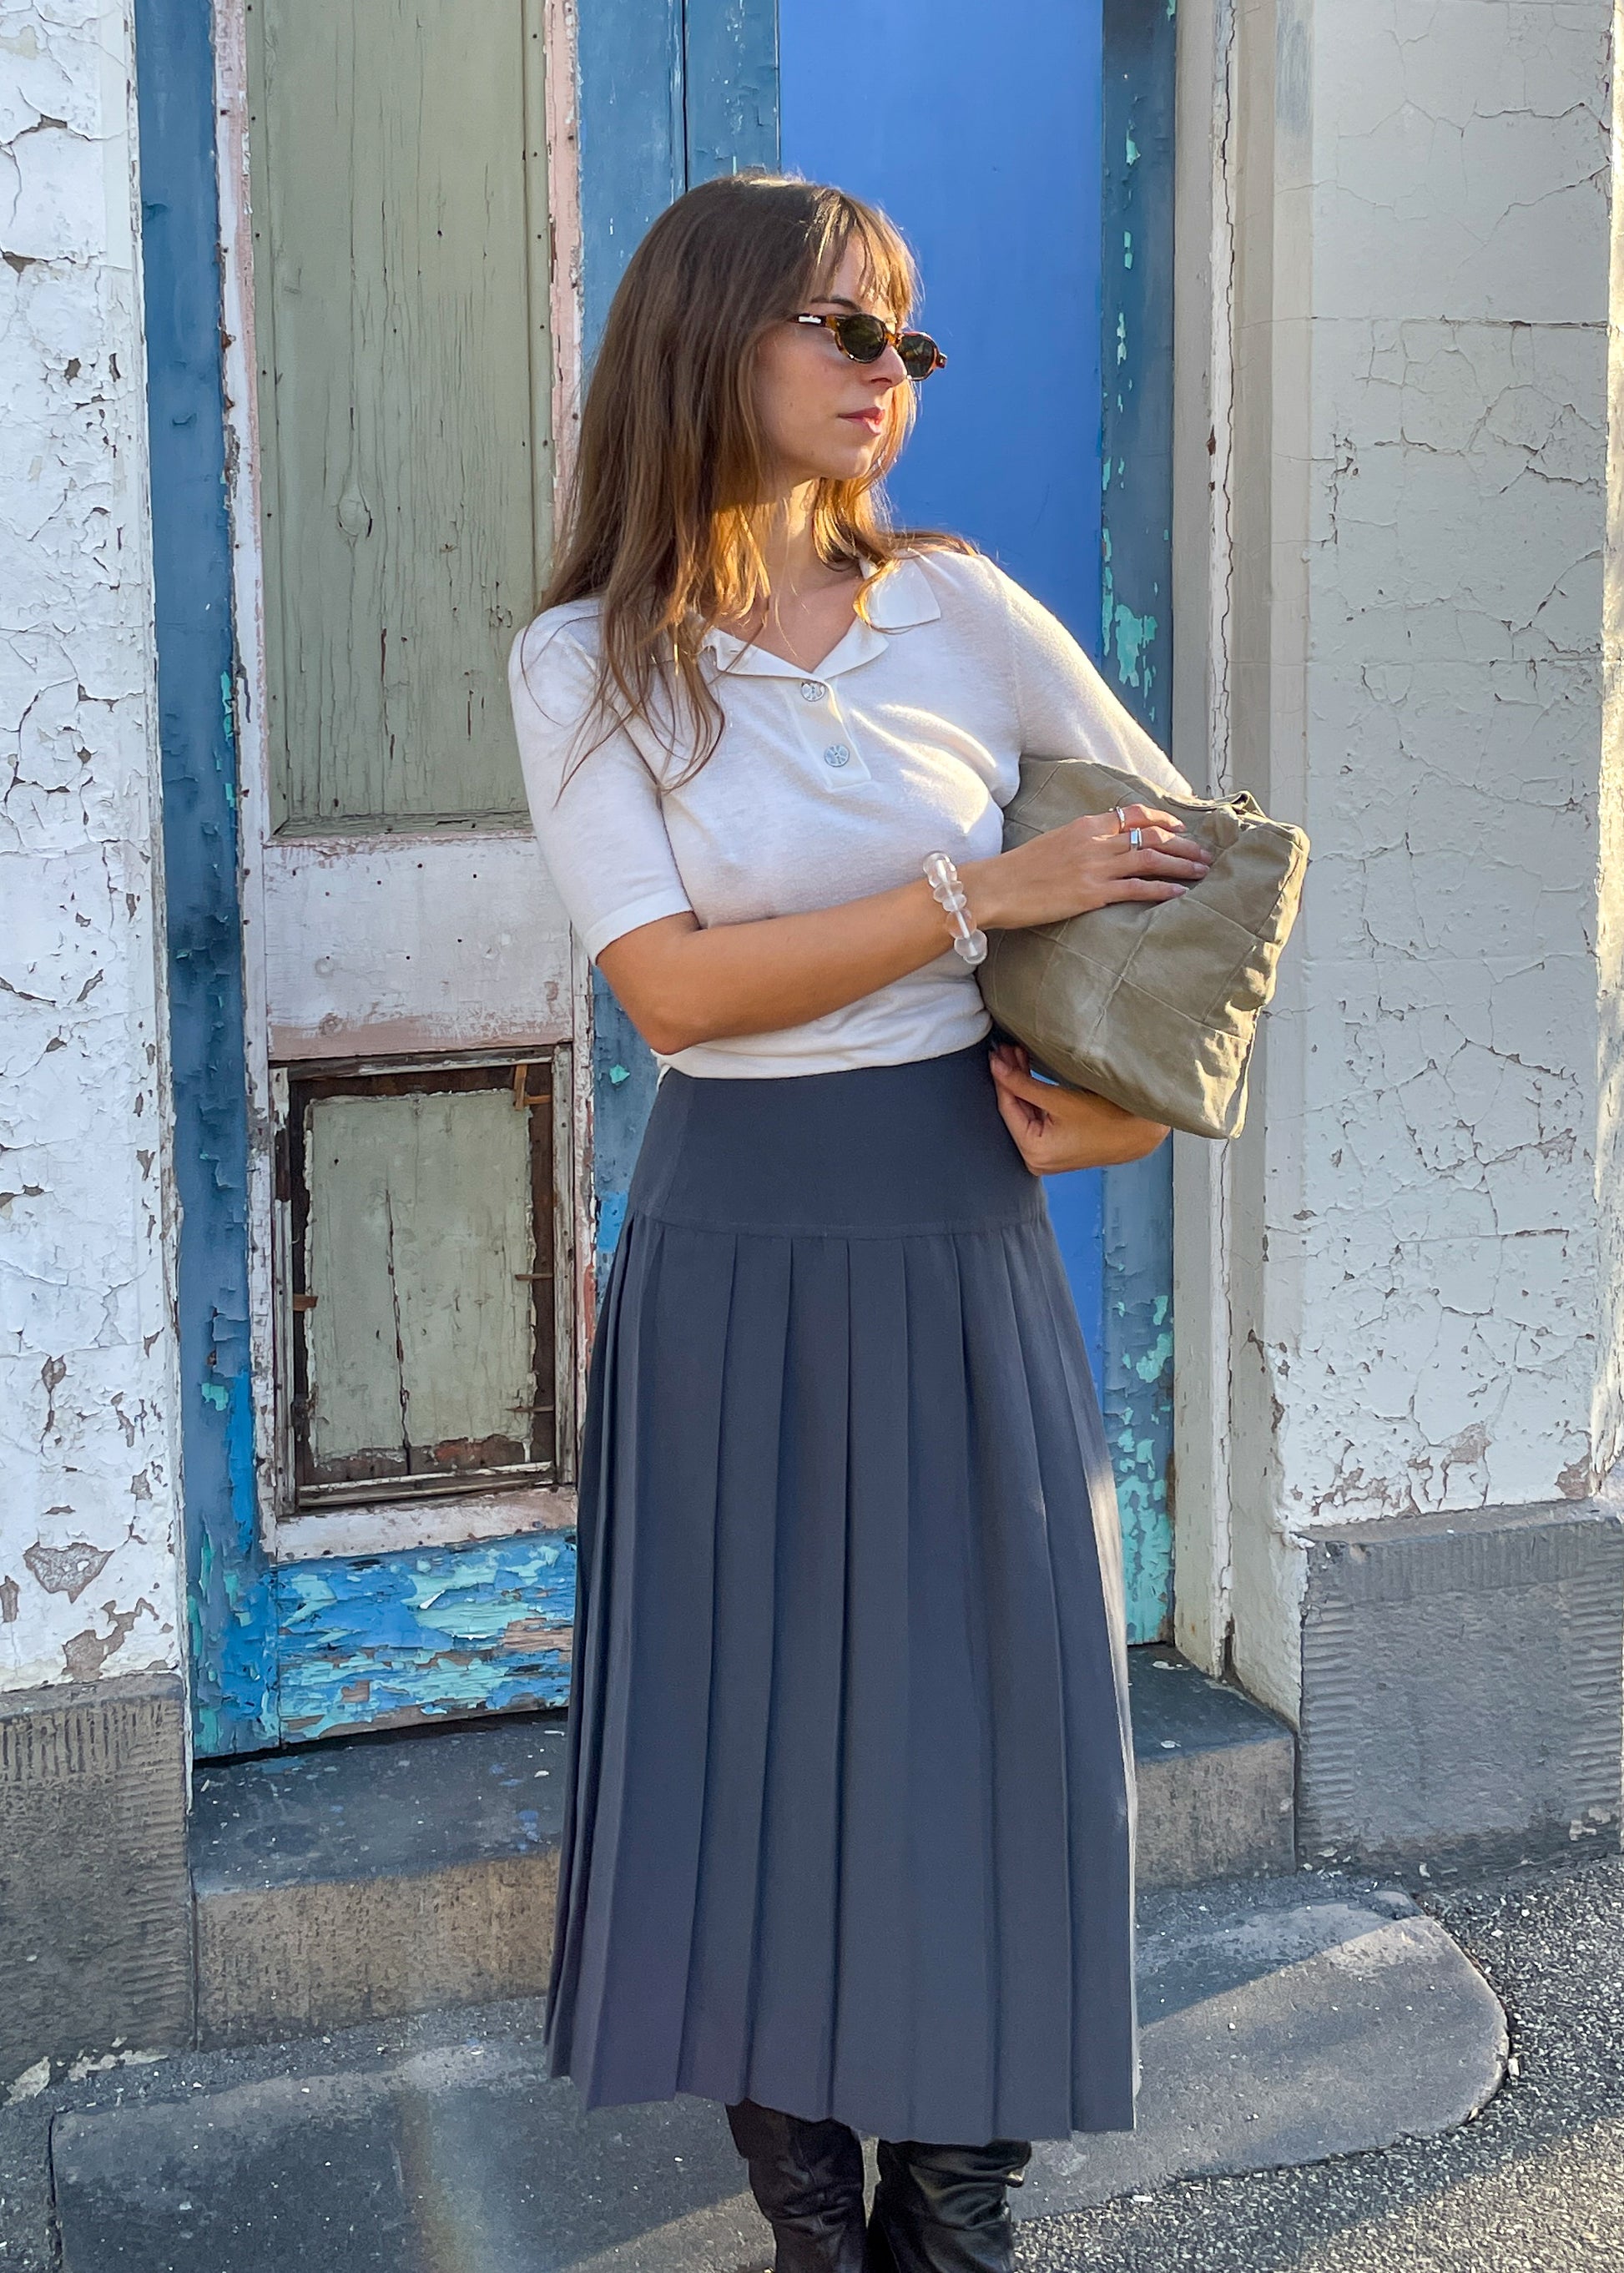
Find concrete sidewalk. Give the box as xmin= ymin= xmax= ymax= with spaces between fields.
xmin=1021 ymin=1850 xmax=1624 ymax=2272
xmin=0 ymin=1862 xmax=1506 ymax=2273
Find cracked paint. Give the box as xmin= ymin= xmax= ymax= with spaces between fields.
xmin=0 ymin=0 xmax=185 ymax=1694
xmin=276 ymin=1535 xmax=576 ymax=1740
xmin=1229 ymin=0 xmax=1624 ymax=1630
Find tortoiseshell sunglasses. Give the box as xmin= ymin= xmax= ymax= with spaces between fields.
xmin=790 ymin=310 xmax=946 ymax=381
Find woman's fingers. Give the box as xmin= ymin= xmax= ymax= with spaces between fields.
xmin=989 ymin=1050 xmax=1056 ymax=1109
xmin=1104 ymin=875 xmax=1194 ymax=901
xmin=1112 ymin=849 xmax=1211 ymax=881
xmin=1074 ymin=806 xmax=1188 ymax=844
xmin=991 ymin=1080 xmax=1043 ymax=1152
xmin=978 ymin=804 xmax=1213 ymax=929
xmin=1107 ymin=827 xmax=1209 ymax=865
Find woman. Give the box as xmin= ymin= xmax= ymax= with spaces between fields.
xmin=508 ymin=173 xmax=1206 ymax=2273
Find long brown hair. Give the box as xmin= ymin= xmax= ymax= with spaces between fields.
xmin=534 ymin=170 xmax=967 ymax=782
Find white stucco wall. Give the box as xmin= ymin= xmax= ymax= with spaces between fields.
xmin=1217 ymin=0 xmax=1623 ymax=1716
xmin=0 ymin=0 xmax=184 ymax=1691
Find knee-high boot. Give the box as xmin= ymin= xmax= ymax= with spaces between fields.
xmin=865 ymin=2136 xmax=1032 ymax=2273
xmin=725 ymin=2098 xmax=870 ymax=2273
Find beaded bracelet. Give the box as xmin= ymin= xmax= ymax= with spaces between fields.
xmin=922 ymin=850 xmax=988 ymax=967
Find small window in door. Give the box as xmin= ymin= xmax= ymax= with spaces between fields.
xmin=275 ymin=1051 xmax=573 ymax=1509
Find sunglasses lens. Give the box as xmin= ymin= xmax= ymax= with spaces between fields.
xmin=833 ymin=313 xmax=891 ymax=363
xmin=898 ymin=331 xmax=942 ymax=381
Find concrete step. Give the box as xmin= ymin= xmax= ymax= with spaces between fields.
xmin=49 ymin=1868 xmax=1505 ymax=2273
xmin=189 ymin=1646 xmax=1296 ymax=2049
xmin=1128 ymin=1646 xmax=1296 ymax=1887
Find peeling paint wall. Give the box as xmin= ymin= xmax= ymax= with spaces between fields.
xmin=1222 ymin=0 xmax=1622 ymax=1718
xmin=0 ymin=0 xmax=185 ymax=1691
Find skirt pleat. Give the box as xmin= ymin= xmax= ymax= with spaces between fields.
xmin=543 ymin=1045 xmax=1138 ymax=2144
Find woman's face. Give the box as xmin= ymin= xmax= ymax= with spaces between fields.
xmin=753 ymin=239 xmax=908 ymax=492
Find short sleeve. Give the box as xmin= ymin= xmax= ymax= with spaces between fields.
xmin=507 ymin=612 xmax=694 ymax=960
xmin=990 ymin=561 xmax=1193 ymax=800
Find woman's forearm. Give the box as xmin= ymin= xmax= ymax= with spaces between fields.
xmin=595 ymin=809 xmax=1209 ymax=1058
xmin=596 ymin=877 xmax=956 ymax=1056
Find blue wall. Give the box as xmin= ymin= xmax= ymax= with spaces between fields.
xmin=780 ymin=0 xmax=1178 ymax=1635
xmin=779 ymin=0 xmax=1103 ymax=648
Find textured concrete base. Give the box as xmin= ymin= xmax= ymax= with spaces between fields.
xmin=188 ymin=1651 xmax=1296 ymax=2049
xmin=1300 ymin=1495 xmax=1624 ymax=1872
xmin=1016 ymin=1873 xmax=1507 ymax=2215
xmin=50 ymin=1871 xmax=1505 ymax=2272
xmin=0 ymin=1674 xmax=192 ymax=2087
xmin=191 ymin=1715 xmax=567 ymax=2047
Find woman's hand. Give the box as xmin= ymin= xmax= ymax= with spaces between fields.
xmin=964 ymin=804 xmax=1209 ymax=931
xmin=989 ymin=1042 xmax=1169 ymax=1176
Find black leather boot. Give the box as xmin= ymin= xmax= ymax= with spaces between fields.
xmin=725 ymin=2097 xmax=870 ymax=2272
xmin=865 ymin=2136 xmax=1032 ymax=2273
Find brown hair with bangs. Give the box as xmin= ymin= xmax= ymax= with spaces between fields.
xmin=534 ymin=170 xmax=969 ymax=782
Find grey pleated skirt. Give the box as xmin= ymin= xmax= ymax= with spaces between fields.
xmin=544 ymin=1041 xmax=1138 ymax=2144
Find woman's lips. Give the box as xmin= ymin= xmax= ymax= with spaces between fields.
xmin=840 ymin=409 xmax=885 ymax=432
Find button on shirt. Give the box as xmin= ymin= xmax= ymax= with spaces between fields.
xmin=507 ymin=549 xmax=1189 ymax=1079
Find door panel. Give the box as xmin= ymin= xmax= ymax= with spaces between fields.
xmin=260 ymin=834 xmax=572 ymax=1064
xmin=248 ymin=0 xmax=550 ymax=828
xmin=295 ymin=1080 xmax=547 ymax=1494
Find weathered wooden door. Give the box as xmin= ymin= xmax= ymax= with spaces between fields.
xmin=779 ymin=0 xmax=1178 ymax=1640
xmin=189 ymin=0 xmax=585 ymax=1752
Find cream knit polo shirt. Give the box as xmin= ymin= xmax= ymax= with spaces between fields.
xmin=507 ymin=547 xmax=1188 ymax=1079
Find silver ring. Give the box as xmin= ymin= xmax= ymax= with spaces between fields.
xmin=1128 ymin=825 xmax=1143 ymax=849
xmin=1113 ymin=804 xmax=1129 ymax=830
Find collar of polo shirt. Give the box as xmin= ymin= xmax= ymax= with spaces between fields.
xmin=700 ymin=554 xmax=944 ymax=680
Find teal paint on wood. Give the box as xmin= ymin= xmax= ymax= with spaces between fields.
xmin=276 ymin=1535 xmax=576 ymax=1741
xmin=135 ymin=0 xmax=278 ymax=1755
xmin=1100 ymin=0 xmax=1178 ymax=1641
xmin=1103 ymin=1149 xmax=1174 ymax=1639
xmin=1101 ymin=0 xmax=1174 ymax=744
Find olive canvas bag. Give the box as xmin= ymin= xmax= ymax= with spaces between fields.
xmin=976 ymin=754 xmax=1309 ymax=1141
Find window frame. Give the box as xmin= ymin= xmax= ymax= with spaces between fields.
xmin=270 ymin=1045 xmax=577 ymax=1516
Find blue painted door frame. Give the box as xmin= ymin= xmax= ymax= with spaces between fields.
xmin=134 ymin=0 xmax=276 ymax=1750
xmin=139 ymin=0 xmax=1175 ymax=1755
